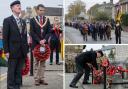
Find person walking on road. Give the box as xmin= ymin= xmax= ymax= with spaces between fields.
xmin=115 ymin=22 xmax=122 ymax=44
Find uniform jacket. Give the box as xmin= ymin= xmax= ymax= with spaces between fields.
xmin=3 ymin=15 xmax=29 ymax=59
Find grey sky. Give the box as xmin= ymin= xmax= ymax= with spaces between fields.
xmin=65 ymin=0 xmax=119 ymax=14
xmin=86 ymin=45 xmax=102 ymax=50
xmin=83 ymin=45 xmax=109 ymax=51
xmin=0 ymin=0 xmax=63 ymax=26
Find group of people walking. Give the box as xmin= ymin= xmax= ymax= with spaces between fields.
xmin=66 ymin=20 xmax=123 ymax=44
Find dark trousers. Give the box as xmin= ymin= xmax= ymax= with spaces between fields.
xmin=93 ymin=33 xmax=97 ymax=41
xmin=83 ymin=65 xmax=91 ymax=83
xmin=83 ymin=33 xmax=87 ymax=41
xmin=50 ymin=49 xmax=59 ymax=64
xmin=7 ymin=58 xmax=25 ymax=89
xmin=103 ymin=32 xmax=106 ymax=40
xmin=92 ymin=32 xmax=94 ymax=40
xmin=115 ymin=33 xmax=121 ymax=44
xmin=100 ymin=33 xmax=103 ymax=40
xmin=70 ymin=61 xmax=91 ymax=86
xmin=50 ymin=39 xmax=60 ymax=64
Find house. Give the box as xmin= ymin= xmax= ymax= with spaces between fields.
xmin=101 ymin=45 xmax=128 ymax=62
xmin=88 ymin=0 xmax=114 ymax=20
xmin=21 ymin=6 xmax=63 ymax=24
xmin=113 ymin=0 xmax=128 ymax=19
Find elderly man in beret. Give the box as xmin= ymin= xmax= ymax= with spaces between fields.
xmin=3 ymin=1 xmax=29 ymax=89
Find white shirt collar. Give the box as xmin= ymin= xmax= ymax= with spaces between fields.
xmin=13 ymin=13 xmax=20 ymax=20
xmin=38 ymin=15 xmax=43 ymax=19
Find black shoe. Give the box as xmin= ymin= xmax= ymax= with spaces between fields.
xmin=50 ymin=63 xmax=53 ymax=65
xmin=83 ymin=82 xmax=91 ymax=85
xmin=69 ymin=85 xmax=78 ymax=88
xmin=56 ymin=62 xmax=61 ymax=65
xmin=15 ymin=85 xmax=20 ymax=89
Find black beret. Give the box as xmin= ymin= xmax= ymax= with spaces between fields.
xmin=10 ymin=0 xmax=21 ymax=7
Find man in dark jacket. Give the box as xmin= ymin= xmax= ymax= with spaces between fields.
xmin=115 ymin=23 xmax=122 ymax=44
xmin=3 ymin=1 xmax=29 ymax=89
xmin=30 ymin=4 xmax=51 ymax=86
xmin=69 ymin=50 xmax=103 ymax=88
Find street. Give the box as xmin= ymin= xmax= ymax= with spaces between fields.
xmin=0 ymin=59 xmax=63 ymax=89
xmin=65 ymin=73 xmax=128 ymax=89
xmin=65 ymin=26 xmax=128 ymax=44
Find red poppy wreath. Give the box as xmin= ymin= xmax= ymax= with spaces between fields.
xmin=33 ymin=44 xmax=51 ymax=62
xmin=22 ymin=57 xmax=30 ymax=76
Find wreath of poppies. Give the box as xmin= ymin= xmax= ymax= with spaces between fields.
xmin=33 ymin=44 xmax=51 ymax=62
xmin=22 ymin=57 xmax=30 ymax=76
xmin=93 ymin=58 xmax=128 ymax=84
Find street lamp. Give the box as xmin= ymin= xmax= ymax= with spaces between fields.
xmin=58 ymin=4 xmax=63 ymax=24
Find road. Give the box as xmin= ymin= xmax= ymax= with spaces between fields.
xmin=65 ymin=26 xmax=128 ymax=44
xmin=0 ymin=59 xmax=63 ymax=89
xmin=0 ymin=71 xmax=63 ymax=89
xmin=65 ymin=73 xmax=128 ymax=89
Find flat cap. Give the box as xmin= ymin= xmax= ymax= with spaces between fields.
xmin=10 ymin=0 xmax=20 ymax=7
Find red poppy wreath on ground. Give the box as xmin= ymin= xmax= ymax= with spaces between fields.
xmin=22 ymin=57 xmax=30 ymax=76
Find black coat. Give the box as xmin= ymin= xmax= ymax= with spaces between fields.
xmin=75 ymin=51 xmax=98 ymax=69
xmin=115 ymin=25 xmax=122 ymax=35
xmin=3 ymin=15 xmax=29 ymax=59
xmin=49 ymin=28 xmax=62 ymax=50
xmin=30 ymin=16 xmax=51 ymax=50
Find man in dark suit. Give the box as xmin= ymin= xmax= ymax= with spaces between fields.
xmin=69 ymin=50 xmax=103 ymax=88
xmin=115 ymin=23 xmax=122 ymax=44
xmin=3 ymin=1 xmax=29 ymax=89
xmin=30 ymin=4 xmax=51 ymax=86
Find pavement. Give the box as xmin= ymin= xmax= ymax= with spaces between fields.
xmin=65 ymin=73 xmax=128 ymax=89
xmin=0 ymin=57 xmax=63 ymax=89
xmin=65 ymin=26 xmax=128 ymax=44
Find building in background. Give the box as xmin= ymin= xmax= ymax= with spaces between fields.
xmin=21 ymin=6 xmax=63 ymax=24
xmin=98 ymin=0 xmax=114 ymax=17
xmin=101 ymin=45 xmax=115 ymax=60
xmin=88 ymin=0 xmax=114 ymax=20
xmin=101 ymin=45 xmax=128 ymax=62
xmin=20 ymin=6 xmax=63 ymax=33
xmin=113 ymin=0 xmax=128 ymax=20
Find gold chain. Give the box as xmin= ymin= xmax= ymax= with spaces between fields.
xmin=34 ymin=17 xmax=48 ymax=28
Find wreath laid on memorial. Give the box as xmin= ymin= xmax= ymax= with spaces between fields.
xmin=22 ymin=57 xmax=30 ymax=76
xmin=33 ymin=44 xmax=51 ymax=62
xmin=92 ymin=58 xmax=128 ymax=88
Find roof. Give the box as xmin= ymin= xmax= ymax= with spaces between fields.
xmin=101 ymin=45 xmax=115 ymax=51
xmin=44 ymin=7 xmax=62 ymax=16
xmin=115 ymin=0 xmax=128 ymax=7
xmin=77 ymin=12 xmax=89 ymax=19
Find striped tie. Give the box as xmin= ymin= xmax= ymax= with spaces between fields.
xmin=16 ymin=18 xmax=22 ymax=34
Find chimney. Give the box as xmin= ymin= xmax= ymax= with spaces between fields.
xmin=103 ymin=2 xmax=106 ymax=4
xmin=110 ymin=0 xmax=113 ymax=4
